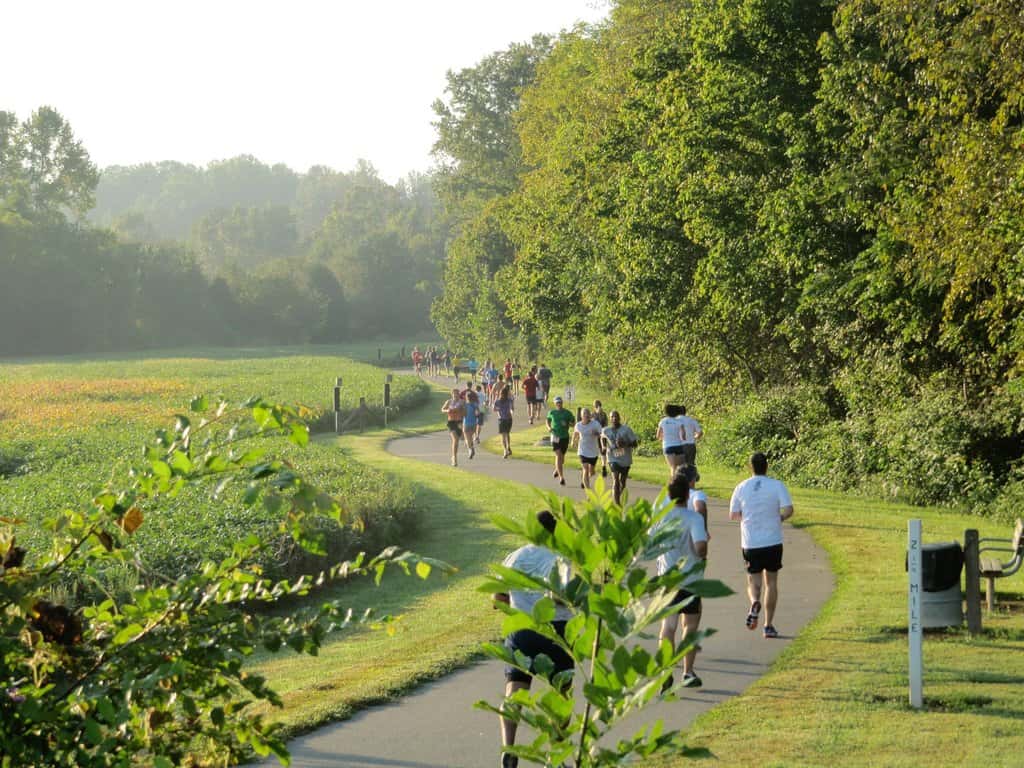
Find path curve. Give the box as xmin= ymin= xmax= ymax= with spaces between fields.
xmin=269 ymin=373 xmax=833 ymax=767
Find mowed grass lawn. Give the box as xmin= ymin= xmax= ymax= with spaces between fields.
xmin=484 ymin=404 xmax=1024 ymax=767
xmin=0 ymin=345 xmax=432 ymax=568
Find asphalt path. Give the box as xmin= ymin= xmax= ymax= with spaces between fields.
xmin=268 ymin=373 xmax=833 ymax=767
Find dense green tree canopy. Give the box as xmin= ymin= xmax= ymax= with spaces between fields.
xmin=429 ymin=0 xmax=1023 ymax=509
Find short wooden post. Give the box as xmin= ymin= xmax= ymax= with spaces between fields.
xmin=333 ymin=377 xmax=343 ymax=434
xmin=964 ymin=529 xmax=982 ymax=633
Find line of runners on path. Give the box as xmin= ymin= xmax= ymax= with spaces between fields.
xmin=431 ymin=360 xmax=795 ymax=768
xmin=494 ymin=455 xmax=794 ymax=768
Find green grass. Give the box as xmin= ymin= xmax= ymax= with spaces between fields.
xmin=482 ymin=401 xmax=1024 ymax=767
xmin=0 ymin=344 xmax=431 ymax=581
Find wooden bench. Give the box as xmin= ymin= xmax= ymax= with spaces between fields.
xmin=978 ymin=518 xmax=1024 ymax=611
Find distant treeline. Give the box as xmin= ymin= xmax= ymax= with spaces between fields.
xmin=1 ymin=111 xmax=444 ymax=356
xmin=430 ymin=2 xmax=1023 ymax=512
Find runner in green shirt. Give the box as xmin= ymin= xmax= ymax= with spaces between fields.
xmin=546 ymin=396 xmax=576 ymax=486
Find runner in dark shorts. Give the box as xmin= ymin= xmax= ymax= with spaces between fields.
xmin=492 ymin=384 xmax=515 ymax=458
xmin=441 ymin=389 xmax=466 ymax=467
xmin=547 ymin=397 xmax=575 ymax=486
xmin=494 ymin=511 xmax=574 ymax=767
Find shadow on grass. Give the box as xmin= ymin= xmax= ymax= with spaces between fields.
xmin=795 ymin=520 xmax=900 ymax=534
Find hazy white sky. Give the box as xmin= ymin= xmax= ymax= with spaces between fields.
xmin=3 ymin=1 xmax=609 ymax=182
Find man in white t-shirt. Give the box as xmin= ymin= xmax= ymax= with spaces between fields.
xmin=493 ymin=511 xmax=574 ymax=768
xmin=729 ymin=452 xmax=794 ymax=639
xmin=650 ymin=469 xmax=709 ymax=688
xmin=678 ymin=405 xmax=703 ymax=475
xmin=571 ymin=407 xmax=604 ymax=490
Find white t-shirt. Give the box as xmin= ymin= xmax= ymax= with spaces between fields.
xmin=729 ymin=475 xmax=793 ymax=549
xmin=502 ymin=544 xmax=573 ymax=622
xmin=650 ymin=503 xmax=708 ymax=583
xmin=679 ymin=415 xmax=701 ymax=445
xmin=658 ymin=416 xmax=685 ymax=449
xmin=574 ymin=419 xmax=603 ymax=457
xmin=689 ymin=488 xmax=707 ymax=511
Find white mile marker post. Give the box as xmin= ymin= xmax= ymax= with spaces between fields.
xmin=908 ymin=518 xmax=923 ymax=708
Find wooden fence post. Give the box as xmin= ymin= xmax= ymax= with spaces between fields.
xmin=964 ymin=529 xmax=982 ymax=633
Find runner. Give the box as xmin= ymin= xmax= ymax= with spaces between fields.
xmin=591 ymin=400 xmax=609 ymax=478
xmin=493 ymin=510 xmax=574 ymax=768
xmin=429 ymin=346 xmax=439 ymax=377
xmin=683 ymin=464 xmax=708 ymax=531
xmin=601 ymin=410 xmax=639 ymax=505
xmin=521 ymin=367 xmax=540 ymax=424
xmin=678 ymin=405 xmax=703 ymax=475
xmin=474 ymin=384 xmax=486 ymax=443
xmin=536 ymin=363 xmax=552 ymax=403
xmin=651 ymin=468 xmax=709 ymax=689
xmin=656 ymin=404 xmax=686 ymax=478
xmin=411 ymin=346 xmax=423 ymax=375
xmin=571 ymin=407 xmax=604 ymax=490
xmin=546 ymin=396 xmax=575 ymax=486
xmin=511 ymin=359 xmax=522 ymax=397
xmin=443 ymin=349 xmax=452 ymax=376
xmin=441 ymin=389 xmax=466 ymax=467
xmin=462 ymin=390 xmax=481 ymax=459
xmin=493 ymin=384 xmax=515 ymax=458
xmin=729 ymin=452 xmax=794 ymax=639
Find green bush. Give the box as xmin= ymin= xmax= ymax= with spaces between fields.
xmin=701 ymin=373 xmax=1022 ymax=510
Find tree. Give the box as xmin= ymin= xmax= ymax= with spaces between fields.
xmin=19 ymin=106 xmax=99 ymax=219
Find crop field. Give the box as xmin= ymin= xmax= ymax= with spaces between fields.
xmin=0 ymin=345 xmax=431 ymax=587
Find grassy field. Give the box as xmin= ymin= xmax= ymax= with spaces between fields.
xmin=0 ymin=345 xmax=431 ymax=582
xmin=481 ymin=402 xmax=1024 ymax=767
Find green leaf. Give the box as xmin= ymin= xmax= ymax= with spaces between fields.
xmin=169 ymin=450 xmax=193 ymax=474
xmin=415 ymin=561 xmax=432 ymax=580
xmin=112 ymin=623 xmax=143 ymax=645
xmin=190 ymin=395 xmax=208 ymax=413
xmin=531 ymin=596 xmax=556 ymax=624
xmin=686 ymin=579 xmax=734 ymax=598
xmin=288 ymin=422 xmax=309 ymax=447
xmin=150 ymin=460 xmax=172 ymax=479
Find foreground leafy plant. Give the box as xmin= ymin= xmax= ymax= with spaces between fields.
xmin=0 ymin=395 xmax=450 ymax=767
xmin=477 ymin=482 xmax=732 ymax=767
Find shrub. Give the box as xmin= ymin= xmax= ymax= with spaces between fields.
xmin=0 ymin=396 xmax=448 ymax=766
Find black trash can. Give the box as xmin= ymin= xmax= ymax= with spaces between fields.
xmin=907 ymin=541 xmax=963 ymax=628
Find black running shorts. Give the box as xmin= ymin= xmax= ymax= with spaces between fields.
xmin=742 ymin=543 xmax=783 ymax=574
xmin=551 ymin=437 xmax=570 ymax=453
xmin=670 ymin=588 xmax=702 ymax=615
xmin=504 ymin=623 xmax=573 ymax=684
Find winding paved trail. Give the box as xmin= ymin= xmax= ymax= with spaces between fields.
xmin=268 ymin=374 xmax=833 ymax=767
